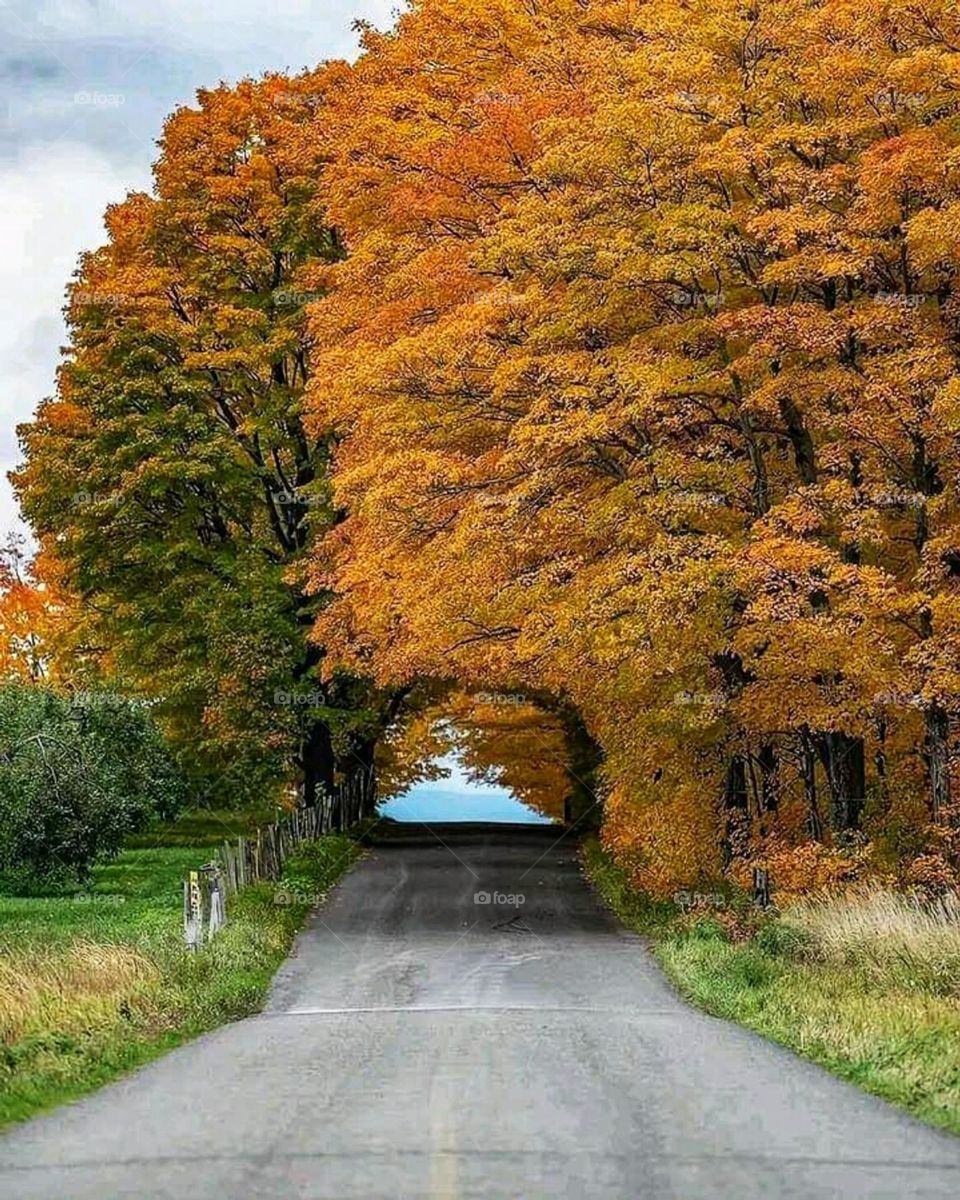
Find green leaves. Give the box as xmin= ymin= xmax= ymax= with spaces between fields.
xmin=15 ymin=72 xmax=380 ymax=806
xmin=0 ymin=685 xmax=188 ymax=884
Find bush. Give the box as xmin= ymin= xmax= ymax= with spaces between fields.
xmin=0 ymin=684 xmax=188 ymax=883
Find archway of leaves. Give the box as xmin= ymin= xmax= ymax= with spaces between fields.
xmin=15 ymin=0 xmax=960 ymax=898
xmin=305 ymin=0 xmax=960 ymax=897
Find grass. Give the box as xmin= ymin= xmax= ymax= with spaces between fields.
xmin=583 ymin=839 xmax=960 ymax=1136
xmin=0 ymin=808 xmax=361 ymax=1129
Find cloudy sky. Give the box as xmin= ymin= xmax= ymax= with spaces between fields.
xmin=0 ymin=0 xmax=397 ymax=533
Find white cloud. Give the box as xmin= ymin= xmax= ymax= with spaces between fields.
xmin=10 ymin=1 xmax=399 ymax=64
xmin=0 ymin=0 xmax=398 ymax=535
xmin=0 ymin=142 xmax=150 ymax=532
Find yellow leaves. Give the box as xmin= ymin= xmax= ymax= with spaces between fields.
xmin=908 ymin=203 xmax=960 ymax=273
xmin=757 ymin=839 xmax=871 ymax=897
xmin=0 ymin=545 xmax=78 ymax=687
xmin=602 ymin=774 xmax=723 ymax=895
xmin=719 ymin=303 xmax=845 ymax=361
xmin=101 ymin=191 xmax=155 ymax=251
xmin=749 ymin=207 xmax=838 ymax=260
xmin=854 ymin=129 xmax=955 ymax=233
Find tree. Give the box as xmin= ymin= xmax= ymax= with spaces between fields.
xmin=304 ymin=0 xmax=960 ymax=891
xmin=0 ymin=684 xmax=187 ymax=883
xmin=15 ymin=70 xmax=384 ymax=806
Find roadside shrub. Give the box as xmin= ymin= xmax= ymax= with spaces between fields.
xmin=757 ymin=839 xmax=874 ymax=897
xmin=754 ymin=919 xmax=813 ymax=959
xmin=0 ymin=684 xmax=188 ymax=884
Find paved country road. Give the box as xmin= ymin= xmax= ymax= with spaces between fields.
xmin=2 ymin=823 xmax=960 ymax=1200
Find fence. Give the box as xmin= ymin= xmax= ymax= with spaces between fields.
xmin=182 ymin=771 xmax=376 ymax=947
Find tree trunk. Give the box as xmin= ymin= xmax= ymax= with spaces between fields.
xmin=756 ymin=744 xmax=778 ymax=812
xmin=301 ymin=718 xmax=335 ymax=812
xmin=778 ymin=395 xmax=817 ymax=485
xmin=348 ymin=733 xmax=379 ymax=820
xmin=720 ymin=754 xmax=749 ymax=868
xmin=799 ymin=727 xmax=824 ymax=841
xmin=874 ymin=716 xmax=889 ymax=818
xmin=558 ymin=703 xmax=603 ymax=829
xmin=749 ymin=744 xmax=778 ymax=837
xmin=815 ymin=731 xmax=866 ymax=833
xmin=924 ymin=704 xmax=951 ymax=823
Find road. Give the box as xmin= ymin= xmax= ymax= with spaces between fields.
xmin=2 ymin=822 xmax=959 ymax=1199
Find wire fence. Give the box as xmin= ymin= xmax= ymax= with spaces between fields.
xmin=183 ymin=772 xmax=376 ymax=947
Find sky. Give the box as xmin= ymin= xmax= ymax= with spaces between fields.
xmin=378 ymin=754 xmax=556 ymax=824
xmin=0 ymin=0 xmax=397 ymax=534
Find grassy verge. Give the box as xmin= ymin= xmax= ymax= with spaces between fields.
xmin=583 ymin=839 xmax=960 ymax=1136
xmin=0 ymin=810 xmax=360 ymax=1129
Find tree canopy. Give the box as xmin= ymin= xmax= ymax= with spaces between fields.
xmin=16 ymin=0 xmax=960 ymax=893
xmin=302 ymin=0 xmax=960 ymax=892
xmin=15 ymin=71 xmax=383 ymax=806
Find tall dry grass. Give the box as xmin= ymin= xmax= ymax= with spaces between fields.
xmin=0 ymin=941 xmax=159 ymax=1044
xmin=782 ymin=885 xmax=960 ymax=995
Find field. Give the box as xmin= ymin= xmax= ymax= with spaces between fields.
xmin=584 ymin=841 xmax=960 ymax=1136
xmin=0 ymin=809 xmax=360 ymax=1128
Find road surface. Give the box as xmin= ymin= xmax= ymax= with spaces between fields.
xmin=1 ymin=822 xmax=959 ymax=1199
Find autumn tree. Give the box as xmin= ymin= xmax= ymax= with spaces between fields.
xmin=304 ymin=0 xmax=960 ymax=891
xmin=15 ymin=69 xmax=385 ymax=806
xmin=17 ymin=0 xmax=960 ymax=891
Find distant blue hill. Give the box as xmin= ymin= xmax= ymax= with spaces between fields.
xmin=377 ymin=786 xmax=554 ymax=825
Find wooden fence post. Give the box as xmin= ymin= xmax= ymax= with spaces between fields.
xmin=184 ymin=870 xmax=202 ymax=948
xmin=203 ymin=863 xmax=226 ymax=936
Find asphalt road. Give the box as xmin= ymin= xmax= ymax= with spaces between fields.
xmin=2 ymin=822 xmax=960 ymax=1199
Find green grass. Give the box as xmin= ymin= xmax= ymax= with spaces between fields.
xmin=123 ymin=805 xmax=279 ymax=849
xmin=0 ymin=809 xmax=360 ymax=1129
xmin=582 ymin=839 xmax=960 ymax=1137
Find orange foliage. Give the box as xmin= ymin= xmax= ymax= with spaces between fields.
xmin=302 ymin=0 xmax=960 ymax=893
xmin=0 ymin=539 xmax=72 ymax=685
xmin=16 ymin=0 xmax=960 ymax=894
